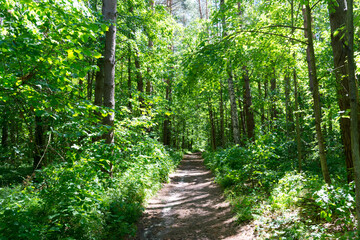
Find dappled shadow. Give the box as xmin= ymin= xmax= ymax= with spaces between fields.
xmin=130 ymin=153 xmax=253 ymax=240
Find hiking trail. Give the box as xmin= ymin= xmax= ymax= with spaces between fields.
xmin=132 ymin=153 xmax=255 ymax=240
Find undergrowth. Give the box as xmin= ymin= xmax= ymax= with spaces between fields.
xmin=204 ymin=132 xmax=357 ymax=239
xmin=0 ymin=119 xmax=182 ymax=240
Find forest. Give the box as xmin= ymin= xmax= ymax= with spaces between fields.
xmin=1 ymin=0 xmax=360 ymax=239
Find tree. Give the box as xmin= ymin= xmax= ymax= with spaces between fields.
xmin=345 ymin=0 xmax=360 ymax=234
xmin=102 ymin=0 xmax=117 ymax=144
xmin=303 ymin=4 xmax=331 ymax=184
xmin=328 ymin=0 xmax=354 ymax=183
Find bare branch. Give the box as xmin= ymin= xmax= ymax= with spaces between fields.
xmin=311 ymin=0 xmax=322 ymax=10
xmin=260 ymin=24 xmax=305 ymax=31
xmin=228 ymin=30 xmax=308 ymax=45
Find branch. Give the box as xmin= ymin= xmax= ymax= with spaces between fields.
xmin=260 ymin=24 xmax=305 ymax=31
xmin=230 ymin=30 xmax=308 ymax=45
xmin=311 ymin=0 xmax=322 ymax=10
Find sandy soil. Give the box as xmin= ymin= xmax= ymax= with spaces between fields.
xmin=131 ymin=153 xmax=255 ymax=240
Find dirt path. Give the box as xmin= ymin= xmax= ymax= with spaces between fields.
xmin=132 ymin=153 xmax=254 ymax=240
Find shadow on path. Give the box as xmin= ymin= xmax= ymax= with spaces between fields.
xmin=131 ymin=153 xmax=254 ymax=240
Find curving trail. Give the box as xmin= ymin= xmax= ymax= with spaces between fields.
xmin=131 ymin=153 xmax=254 ymax=240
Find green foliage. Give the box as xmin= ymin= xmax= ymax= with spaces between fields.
xmin=0 ymin=118 xmax=182 ymax=239
xmin=204 ymin=132 xmax=356 ymax=238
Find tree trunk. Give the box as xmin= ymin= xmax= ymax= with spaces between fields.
xmin=284 ymin=72 xmax=293 ymax=134
xmin=94 ymin=59 xmax=104 ymax=107
xmin=258 ymin=80 xmax=265 ymax=127
xmin=238 ymin=96 xmax=246 ymax=139
xmin=208 ymin=100 xmax=216 ymax=151
xmin=227 ymin=72 xmax=241 ymax=145
xmin=219 ymin=81 xmax=225 ymax=147
xmin=198 ymin=0 xmax=203 ymax=19
xmin=328 ymin=0 xmax=353 ymax=183
xmin=294 ymin=68 xmax=303 ymax=171
xmin=243 ymin=67 xmax=255 ymax=140
xmin=303 ymin=7 xmax=314 ymax=93
xmin=128 ymin=45 xmax=132 ymax=110
xmin=270 ymin=68 xmax=277 ymax=122
xmin=102 ymin=0 xmax=117 ymax=144
xmin=134 ymin=50 xmax=144 ymax=109
xmin=304 ymin=4 xmax=331 ymax=184
xmin=205 ymin=0 xmax=208 ymax=19
xmin=345 ymin=0 xmax=360 ymax=234
xmin=163 ymin=77 xmax=172 ymax=146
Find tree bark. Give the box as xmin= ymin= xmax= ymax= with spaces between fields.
xmin=208 ymin=100 xmax=216 ymax=151
xmin=284 ymin=72 xmax=293 ymax=134
xmin=270 ymin=68 xmax=277 ymax=122
xmin=198 ymin=0 xmax=203 ymax=19
xmin=345 ymin=0 xmax=360 ymax=234
xmin=94 ymin=59 xmax=104 ymax=107
xmin=243 ymin=67 xmax=255 ymax=140
xmin=219 ymin=81 xmax=225 ymax=147
xmin=102 ymin=0 xmax=117 ymax=144
xmin=328 ymin=0 xmax=353 ymax=182
xmin=258 ymin=80 xmax=265 ymax=127
xmin=304 ymin=4 xmax=331 ymax=184
xmin=128 ymin=45 xmax=132 ymax=110
xmin=294 ymin=68 xmax=303 ymax=171
xmin=134 ymin=49 xmax=144 ymax=109
xmin=227 ymin=72 xmax=241 ymax=145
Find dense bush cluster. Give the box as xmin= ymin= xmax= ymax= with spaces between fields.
xmin=204 ymin=132 xmax=357 ymax=239
xmin=0 ymin=122 xmax=182 ymax=240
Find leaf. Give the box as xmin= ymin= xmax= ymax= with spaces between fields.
xmin=93 ymin=52 xmax=102 ymax=59
xmin=67 ymin=49 xmax=75 ymax=60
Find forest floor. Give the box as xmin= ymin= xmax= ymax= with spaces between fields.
xmin=131 ymin=153 xmax=255 ymax=240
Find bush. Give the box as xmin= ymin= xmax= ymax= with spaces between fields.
xmin=0 ymin=119 xmax=182 ymax=239
xmin=203 ymin=131 xmax=356 ymax=238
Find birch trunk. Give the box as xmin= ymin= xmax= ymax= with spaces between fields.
xmin=102 ymin=0 xmax=117 ymax=144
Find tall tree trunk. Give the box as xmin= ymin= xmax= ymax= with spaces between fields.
xmin=270 ymin=68 xmax=277 ymax=122
xmin=304 ymin=4 xmax=331 ymax=184
xmin=258 ymin=80 xmax=265 ymax=127
xmin=328 ymin=0 xmax=353 ymax=183
xmin=219 ymin=81 xmax=225 ymax=147
xmin=303 ymin=7 xmax=314 ymax=93
xmin=134 ymin=50 xmax=144 ymax=109
xmin=294 ymin=69 xmax=303 ymax=171
xmin=284 ymin=72 xmax=293 ymax=134
xmin=345 ymin=0 xmax=360 ymax=234
xmin=198 ymin=0 xmax=203 ymax=19
xmin=163 ymin=3 xmax=173 ymax=146
xmin=208 ymin=100 xmax=216 ymax=151
xmin=146 ymin=0 xmax=154 ymax=95
xmin=102 ymin=0 xmax=117 ymax=144
xmin=93 ymin=59 xmax=104 ymax=142
xmin=220 ymin=0 xmax=240 ymax=145
xmin=163 ymin=77 xmax=171 ymax=145
xmin=94 ymin=59 xmax=104 ymax=107
xmin=243 ymin=67 xmax=255 ymax=140
xmin=228 ymin=72 xmax=241 ymax=145
xmin=205 ymin=0 xmax=208 ymax=19
xmin=238 ymin=96 xmax=246 ymax=140
xmin=128 ymin=46 xmax=132 ymax=110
